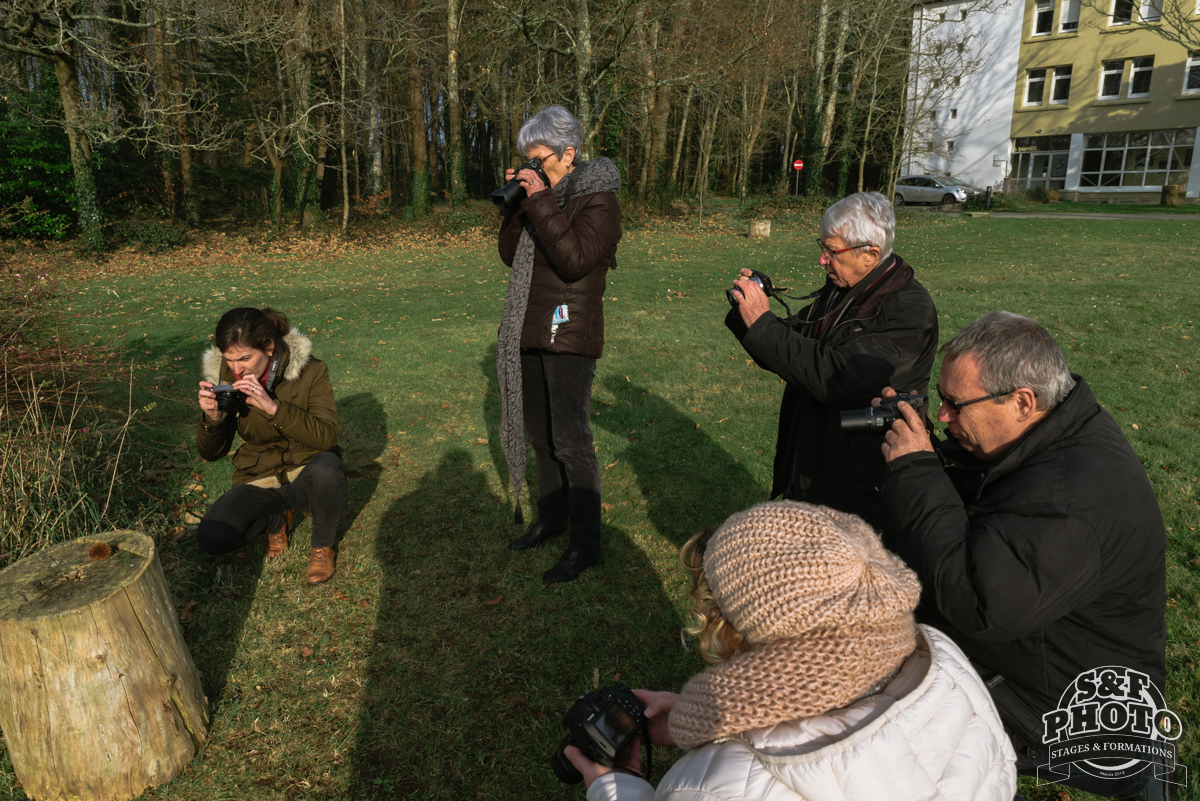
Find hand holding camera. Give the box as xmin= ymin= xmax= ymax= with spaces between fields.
xmin=492 ymin=157 xmax=551 ymax=211
xmin=551 ymin=684 xmax=648 ymax=786
xmin=871 ymin=388 xmax=937 ymax=462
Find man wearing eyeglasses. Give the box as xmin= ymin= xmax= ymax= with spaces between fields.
xmin=878 ymin=310 xmax=1166 ymax=801
xmin=726 ymin=191 xmax=937 ymax=531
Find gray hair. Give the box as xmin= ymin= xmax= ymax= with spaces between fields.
xmin=516 ymin=105 xmax=583 ymax=160
xmin=943 ymin=311 xmax=1076 ymax=410
xmin=819 ymin=192 xmax=895 ymax=260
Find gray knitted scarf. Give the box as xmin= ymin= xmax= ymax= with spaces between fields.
xmin=497 ymin=157 xmax=621 ymax=523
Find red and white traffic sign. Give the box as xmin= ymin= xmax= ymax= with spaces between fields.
xmin=793 ymin=159 xmax=805 ymax=171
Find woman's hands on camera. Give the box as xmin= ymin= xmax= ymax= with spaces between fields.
xmin=232 ymin=376 xmax=278 ymax=417
xmin=633 ymin=689 xmax=679 ymax=747
xmin=732 ymin=268 xmax=771 ymax=329
xmin=197 ymin=381 xmax=221 ymax=421
xmin=563 ymin=739 xmax=642 ymax=789
xmin=505 ymin=165 xmax=547 ymax=196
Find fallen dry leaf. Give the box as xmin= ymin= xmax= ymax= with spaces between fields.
xmin=179 ymin=599 xmax=199 ymax=622
xmin=506 ymin=695 xmax=528 ymax=708
xmin=482 ymin=595 xmax=503 ymax=606
xmin=300 ymin=646 xmax=314 ymax=658
xmin=333 ymin=588 xmax=350 ymax=601
xmin=601 ymin=502 xmax=614 ymax=511
xmin=358 ymin=599 xmax=370 ymax=608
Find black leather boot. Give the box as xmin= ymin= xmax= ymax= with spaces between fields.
xmin=542 ymin=548 xmax=601 ymax=584
xmin=508 ymin=520 xmax=567 ymax=551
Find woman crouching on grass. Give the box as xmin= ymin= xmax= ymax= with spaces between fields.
xmin=195 ymin=307 xmax=346 ymax=585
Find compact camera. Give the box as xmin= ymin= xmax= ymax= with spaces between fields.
xmin=840 ymin=393 xmax=927 ymax=436
xmin=550 ymin=684 xmax=647 ymax=785
xmin=491 ymin=157 xmax=551 ymax=211
xmin=210 ymin=384 xmax=250 ymax=418
xmin=726 ymin=269 xmax=793 ymax=316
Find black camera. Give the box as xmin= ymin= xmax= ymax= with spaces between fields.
xmin=491 ymin=157 xmax=550 ymax=211
xmin=210 ymin=384 xmax=249 ymax=418
xmin=726 ymin=269 xmax=793 ymax=316
xmin=550 ymin=684 xmax=647 ymax=784
xmin=840 ymin=393 xmax=927 ymax=435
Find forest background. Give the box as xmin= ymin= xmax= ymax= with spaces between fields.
xmin=0 ymin=0 xmax=984 ymax=250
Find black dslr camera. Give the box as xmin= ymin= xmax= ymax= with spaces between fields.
xmin=491 ymin=157 xmax=550 ymax=211
xmin=840 ymin=393 xmax=927 ymax=436
xmin=210 ymin=384 xmax=250 ymax=418
xmin=726 ymin=270 xmax=793 ymax=316
xmin=550 ymin=684 xmax=647 ymax=784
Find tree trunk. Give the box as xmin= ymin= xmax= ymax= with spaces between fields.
xmin=803 ymin=0 xmax=830 ymax=196
xmin=0 ymin=531 xmax=209 ymax=801
xmin=407 ymin=40 xmax=430 ymax=215
xmin=446 ymin=0 xmax=466 ymax=206
xmin=668 ymin=85 xmax=693 ymax=195
xmin=51 ymin=53 xmax=104 ymax=254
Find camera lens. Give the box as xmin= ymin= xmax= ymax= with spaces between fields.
xmin=550 ymin=737 xmax=584 ymax=784
xmin=840 ymin=406 xmax=895 ymax=435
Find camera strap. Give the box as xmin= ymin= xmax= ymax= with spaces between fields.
xmin=263 ymin=338 xmax=285 ymax=395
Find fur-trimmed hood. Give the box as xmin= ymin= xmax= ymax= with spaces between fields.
xmin=201 ymin=328 xmax=314 ymax=385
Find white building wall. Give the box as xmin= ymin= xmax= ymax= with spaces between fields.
xmin=905 ymin=0 xmax=1023 ymax=190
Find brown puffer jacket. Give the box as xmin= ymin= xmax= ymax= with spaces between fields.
xmin=498 ymin=185 xmax=621 ymax=358
xmin=196 ymin=329 xmax=339 ymax=487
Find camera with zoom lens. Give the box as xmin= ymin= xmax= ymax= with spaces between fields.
xmin=840 ymin=393 xmax=927 ymax=436
xmin=210 ymin=384 xmax=250 ymax=418
xmin=491 ymin=157 xmax=550 ymax=211
xmin=550 ymin=684 xmax=647 ymax=785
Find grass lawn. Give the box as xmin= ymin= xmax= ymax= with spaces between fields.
xmin=1 ymin=207 xmax=1196 ymax=800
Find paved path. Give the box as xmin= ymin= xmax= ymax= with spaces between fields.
xmin=975 ymin=212 xmax=1199 ymax=221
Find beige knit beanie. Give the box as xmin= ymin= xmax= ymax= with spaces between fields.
xmin=669 ymin=501 xmax=922 ymax=750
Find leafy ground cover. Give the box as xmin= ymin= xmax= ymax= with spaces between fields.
xmin=0 ymin=207 xmax=1196 ymax=800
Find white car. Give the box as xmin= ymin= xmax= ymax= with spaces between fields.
xmin=893 ymin=176 xmax=982 ymax=206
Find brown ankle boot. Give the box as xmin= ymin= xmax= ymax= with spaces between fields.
xmin=306 ymin=547 xmax=335 ymax=584
xmin=266 ymin=510 xmax=292 ymax=558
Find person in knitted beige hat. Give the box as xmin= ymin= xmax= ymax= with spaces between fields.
xmin=566 ymin=501 xmax=1016 ymax=801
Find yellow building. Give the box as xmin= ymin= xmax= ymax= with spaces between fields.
xmin=1007 ymin=0 xmax=1200 ymax=200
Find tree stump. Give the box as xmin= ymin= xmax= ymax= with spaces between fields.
xmin=0 ymin=531 xmax=209 ymax=801
xmin=748 ymin=219 xmax=771 ymax=239
xmin=1161 ymin=184 xmax=1184 ymax=206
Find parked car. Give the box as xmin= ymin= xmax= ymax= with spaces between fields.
xmin=893 ymin=175 xmax=984 ymax=206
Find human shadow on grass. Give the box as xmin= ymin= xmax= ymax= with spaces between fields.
xmin=348 ymin=448 xmax=701 ymax=800
xmin=169 ymin=392 xmax=387 ymax=711
xmin=591 ymin=378 xmax=769 ymax=546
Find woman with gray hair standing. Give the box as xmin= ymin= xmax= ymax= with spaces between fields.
xmin=496 ymin=104 xmax=621 ymax=584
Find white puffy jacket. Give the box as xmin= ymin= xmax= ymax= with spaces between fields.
xmin=587 ymin=626 xmax=1016 ymax=801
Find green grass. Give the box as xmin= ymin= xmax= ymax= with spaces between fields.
xmin=983 ymin=197 xmax=1200 ymax=215
xmin=1 ymin=207 xmax=1197 ymax=800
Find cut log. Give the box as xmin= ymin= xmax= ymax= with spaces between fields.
xmin=748 ymin=219 xmax=771 ymax=239
xmin=0 ymin=530 xmax=209 ymax=801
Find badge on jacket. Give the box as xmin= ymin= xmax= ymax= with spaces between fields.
xmin=551 ymin=304 xmax=569 ymax=343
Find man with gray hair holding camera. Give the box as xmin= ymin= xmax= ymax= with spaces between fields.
xmin=726 ymin=191 xmax=937 ymax=531
xmin=879 ymin=311 xmax=1167 ymax=801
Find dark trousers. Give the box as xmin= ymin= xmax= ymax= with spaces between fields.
xmin=521 ymin=350 xmax=602 ymax=556
xmin=196 ymin=452 xmax=348 ymax=554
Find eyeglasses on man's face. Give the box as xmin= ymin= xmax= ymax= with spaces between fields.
xmin=816 ymin=239 xmax=870 ymax=258
xmin=935 ymin=387 xmax=1016 ymax=413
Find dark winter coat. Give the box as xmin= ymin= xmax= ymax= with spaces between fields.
xmin=196 ymin=330 xmax=340 ymax=487
xmin=880 ymin=376 xmax=1166 ymax=744
xmin=498 ymin=182 xmax=621 ymax=358
xmin=726 ymin=254 xmax=938 ymax=529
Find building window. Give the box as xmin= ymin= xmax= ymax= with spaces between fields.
xmin=1026 ymin=69 xmax=1047 ymax=105
xmin=1186 ymin=52 xmax=1200 ymax=94
xmin=1034 ymin=0 xmax=1054 ymax=34
xmin=1080 ymin=128 xmax=1194 ymax=188
xmin=951 ymin=108 xmax=958 ymax=119
xmin=1111 ymin=0 xmax=1133 ymax=24
xmin=1060 ymin=0 xmax=1080 ymax=30
xmin=1100 ymin=60 xmax=1123 ymax=98
xmin=1009 ymin=135 xmax=1072 ymax=191
xmin=1130 ymin=57 xmax=1154 ymax=96
xmin=1051 ymin=65 xmax=1073 ymax=103
xmin=1138 ymin=0 xmax=1162 ymax=20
